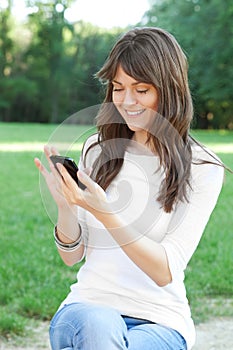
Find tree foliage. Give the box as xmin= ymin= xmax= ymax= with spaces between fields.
xmin=144 ymin=0 xmax=233 ymax=129
xmin=0 ymin=0 xmax=121 ymax=123
xmin=0 ymin=0 xmax=232 ymax=128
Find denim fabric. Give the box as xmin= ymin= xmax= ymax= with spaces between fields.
xmin=49 ymin=302 xmax=187 ymax=350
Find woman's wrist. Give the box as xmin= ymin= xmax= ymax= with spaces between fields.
xmin=56 ymin=205 xmax=80 ymax=243
xmin=54 ymin=225 xmax=82 ymax=252
xmin=57 ymin=202 xmax=77 ymax=214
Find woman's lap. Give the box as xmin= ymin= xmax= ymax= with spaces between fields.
xmin=49 ymin=302 xmax=187 ymax=350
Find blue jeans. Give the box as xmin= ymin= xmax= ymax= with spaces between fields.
xmin=49 ymin=302 xmax=187 ymax=350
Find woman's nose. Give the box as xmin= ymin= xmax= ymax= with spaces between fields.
xmin=123 ymin=89 xmax=137 ymax=105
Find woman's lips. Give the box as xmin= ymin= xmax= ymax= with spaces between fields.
xmin=125 ymin=109 xmax=146 ymax=116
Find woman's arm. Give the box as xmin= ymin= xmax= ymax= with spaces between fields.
xmin=45 ymin=154 xmax=224 ymax=286
xmin=54 ymin=206 xmax=85 ymax=266
xmin=92 ymin=211 xmax=172 ymax=287
xmin=56 ymin=167 xmax=172 ymax=286
xmin=85 ymin=164 xmax=223 ymax=286
xmin=34 ymin=146 xmax=85 ymax=266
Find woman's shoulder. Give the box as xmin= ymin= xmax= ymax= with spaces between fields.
xmin=191 ymin=142 xmax=220 ymax=162
xmin=82 ymin=133 xmax=99 ymax=152
xmin=191 ymin=142 xmax=225 ymax=186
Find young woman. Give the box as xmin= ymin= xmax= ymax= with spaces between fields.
xmin=34 ymin=27 xmax=224 ymax=350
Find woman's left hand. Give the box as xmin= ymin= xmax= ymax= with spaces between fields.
xmin=56 ymin=163 xmax=110 ymax=217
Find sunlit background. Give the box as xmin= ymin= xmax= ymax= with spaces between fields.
xmin=0 ymin=0 xmax=232 ymax=129
xmin=9 ymin=0 xmax=150 ymax=28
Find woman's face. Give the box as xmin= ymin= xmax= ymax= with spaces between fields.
xmin=112 ymin=65 xmax=159 ymax=144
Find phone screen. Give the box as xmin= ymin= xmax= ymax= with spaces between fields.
xmin=50 ymin=155 xmax=86 ymax=190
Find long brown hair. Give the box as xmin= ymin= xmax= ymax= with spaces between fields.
xmin=83 ymin=27 xmax=219 ymax=212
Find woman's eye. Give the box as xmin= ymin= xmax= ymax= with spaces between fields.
xmin=113 ymin=88 xmax=123 ymax=92
xmin=137 ymin=89 xmax=148 ymax=94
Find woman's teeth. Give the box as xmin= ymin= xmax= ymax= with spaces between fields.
xmin=126 ymin=109 xmax=145 ymax=116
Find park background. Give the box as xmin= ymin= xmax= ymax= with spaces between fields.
xmin=0 ymin=0 xmax=232 ymax=341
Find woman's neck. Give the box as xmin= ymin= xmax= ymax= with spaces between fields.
xmin=128 ymin=136 xmax=156 ymax=156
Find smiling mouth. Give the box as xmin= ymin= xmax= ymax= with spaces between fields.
xmin=125 ymin=109 xmax=146 ymax=116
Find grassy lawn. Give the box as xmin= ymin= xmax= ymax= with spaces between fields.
xmin=0 ymin=122 xmax=232 ymax=337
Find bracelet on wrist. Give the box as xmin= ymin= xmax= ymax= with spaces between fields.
xmin=54 ymin=225 xmax=82 ymax=252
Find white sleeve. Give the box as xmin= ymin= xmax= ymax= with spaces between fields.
xmin=161 ymin=162 xmax=224 ymax=279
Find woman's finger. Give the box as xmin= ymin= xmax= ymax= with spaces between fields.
xmin=34 ymin=157 xmax=49 ymax=178
xmin=43 ymin=146 xmax=62 ymax=180
xmin=78 ymin=170 xmax=107 ymax=201
xmin=56 ymin=163 xmax=77 ymax=187
xmin=83 ymin=167 xmax=93 ymax=176
xmin=51 ymin=146 xmax=60 ymax=155
xmin=44 ymin=144 xmax=59 ymax=156
xmin=44 ymin=145 xmax=60 ymax=166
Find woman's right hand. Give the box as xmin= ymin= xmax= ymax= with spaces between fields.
xmin=34 ymin=145 xmax=74 ymax=210
xmin=35 ymin=146 xmax=86 ymax=266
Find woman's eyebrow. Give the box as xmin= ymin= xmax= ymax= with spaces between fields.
xmin=112 ymin=80 xmax=122 ymax=85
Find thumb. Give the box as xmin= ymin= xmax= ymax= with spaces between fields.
xmin=83 ymin=167 xmax=93 ymax=176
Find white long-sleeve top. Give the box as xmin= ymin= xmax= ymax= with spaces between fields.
xmin=59 ymin=135 xmax=224 ymax=350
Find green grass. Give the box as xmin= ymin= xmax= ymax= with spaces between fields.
xmin=0 ymin=122 xmax=232 ymax=337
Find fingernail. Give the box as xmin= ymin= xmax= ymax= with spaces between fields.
xmin=78 ymin=170 xmax=84 ymax=177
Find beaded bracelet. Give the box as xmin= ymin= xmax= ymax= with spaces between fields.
xmin=54 ymin=225 xmax=82 ymax=252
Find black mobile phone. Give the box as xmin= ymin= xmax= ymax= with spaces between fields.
xmin=50 ymin=155 xmax=86 ymax=190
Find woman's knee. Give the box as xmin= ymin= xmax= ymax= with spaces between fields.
xmin=49 ymin=303 xmax=128 ymax=349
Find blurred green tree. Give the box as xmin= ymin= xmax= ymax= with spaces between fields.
xmin=143 ymin=0 xmax=233 ymax=129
